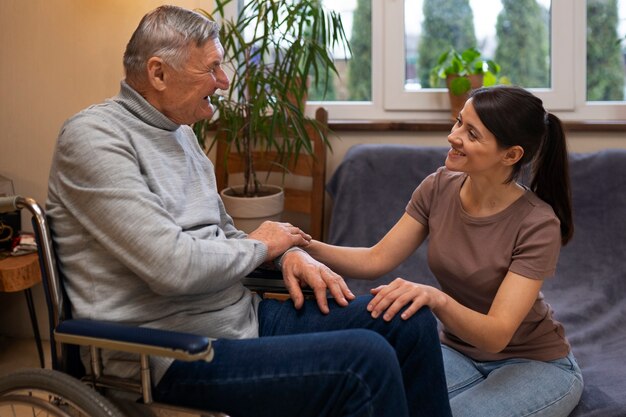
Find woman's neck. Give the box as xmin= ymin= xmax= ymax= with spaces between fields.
xmin=460 ymin=175 xmax=525 ymax=217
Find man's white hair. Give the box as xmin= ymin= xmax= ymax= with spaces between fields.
xmin=123 ymin=5 xmax=219 ymax=80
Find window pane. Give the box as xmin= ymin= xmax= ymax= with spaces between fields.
xmin=309 ymin=0 xmax=371 ymax=102
xmin=587 ymin=0 xmax=626 ymax=101
xmin=238 ymin=0 xmax=372 ymax=102
xmin=404 ymin=0 xmax=551 ymax=91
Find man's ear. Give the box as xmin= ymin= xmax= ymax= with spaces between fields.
xmin=146 ymin=57 xmax=166 ymax=91
xmin=503 ymin=146 xmax=524 ymax=166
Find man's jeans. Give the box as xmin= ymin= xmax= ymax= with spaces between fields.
xmin=154 ymin=295 xmax=452 ymax=417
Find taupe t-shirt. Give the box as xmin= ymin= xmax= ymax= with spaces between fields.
xmin=406 ymin=167 xmax=570 ymax=362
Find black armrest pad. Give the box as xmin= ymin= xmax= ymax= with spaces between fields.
xmin=56 ymin=319 xmax=211 ymax=355
xmin=243 ymin=268 xmax=313 ymax=295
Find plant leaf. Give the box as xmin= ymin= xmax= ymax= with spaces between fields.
xmin=450 ymin=77 xmax=471 ymax=96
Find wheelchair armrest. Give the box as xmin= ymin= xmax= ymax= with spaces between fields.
xmin=55 ymin=319 xmax=213 ymax=362
xmin=242 ymin=268 xmax=286 ymax=292
xmin=242 ymin=268 xmax=314 ymax=296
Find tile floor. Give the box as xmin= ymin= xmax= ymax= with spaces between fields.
xmin=0 ymin=336 xmax=215 ymax=417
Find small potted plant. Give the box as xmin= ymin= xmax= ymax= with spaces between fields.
xmin=430 ymin=47 xmax=502 ymax=118
xmin=193 ymin=0 xmax=350 ymax=230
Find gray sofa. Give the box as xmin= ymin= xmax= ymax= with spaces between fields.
xmin=327 ymin=144 xmax=626 ymax=417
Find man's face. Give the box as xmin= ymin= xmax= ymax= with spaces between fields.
xmin=160 ymin=38 xmax=229 ymax=125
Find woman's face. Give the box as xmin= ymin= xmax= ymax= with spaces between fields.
xmin=445 ymin=99 xmax=511 ymax=177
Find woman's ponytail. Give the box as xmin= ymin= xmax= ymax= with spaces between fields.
xmin=471 ymin=86 xmax=574 ymax=245
xmin=530 ymin=113 xmax=574 ymax=245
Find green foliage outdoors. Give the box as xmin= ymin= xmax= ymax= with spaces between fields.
xmin=316 ymin=0 xmax=625 ymax=102
xmin=417 ymin=0 xmax=476 ymax=88
xmin=587 ymin=0 xmax=624 ymax=101
xmin=307 ymin=68 xmax=337 ymax=101
xmin=347 ymin=0 xmax=372 ymax=101
xmin=307 ymin=1 xmax=337 ymax=101
xmin=495 ymin=0 xmax=548 ymax=88
xmin=309 ymin=0 xmax=372 ymax=102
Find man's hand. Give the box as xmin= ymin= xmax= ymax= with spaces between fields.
xmin=280 ymin=249 xmax=355 ymax=314
xmin=247 ymin=221 xmax=311 ymax=260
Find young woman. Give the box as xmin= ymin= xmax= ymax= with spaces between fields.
xmin=305 ymin=86 xmax=584 ymax=417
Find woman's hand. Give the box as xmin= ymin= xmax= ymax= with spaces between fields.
xmin=368 ymin=278 xmax=446 ymax=321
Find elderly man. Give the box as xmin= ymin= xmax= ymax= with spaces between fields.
xmin=47 ymin=5 xmax=451 ymax=417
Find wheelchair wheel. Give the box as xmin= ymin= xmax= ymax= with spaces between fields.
xmin=0 ymin=368 xmax=125 ymax=417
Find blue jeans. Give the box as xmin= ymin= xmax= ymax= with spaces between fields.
xmin=154 ymin=295 xmax=452 ymax=417
xmin=442 ymin=345 xmax=584 ymax=417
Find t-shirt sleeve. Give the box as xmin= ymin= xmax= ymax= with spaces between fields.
xmin=405 ymin=169 xmax=442 ymax=227
xmin=509 ymin=210 xmax=562 ymax=280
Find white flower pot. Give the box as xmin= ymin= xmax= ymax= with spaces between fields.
xmin=220 ymin=185 xmax=285 ymax=233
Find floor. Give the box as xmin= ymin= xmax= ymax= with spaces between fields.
xmin=0 ymin=336 xmax=217 ymax=417
xmin=0 ymin=335 xmax=50 ymax=376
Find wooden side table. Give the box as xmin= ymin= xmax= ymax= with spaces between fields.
xmin=0 ymin=252 xmax=45 ymax=368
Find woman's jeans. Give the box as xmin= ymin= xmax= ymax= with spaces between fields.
xmin=154 ymin=295 xmax=452 ymax=417
xmin=442 ymin=345 xmax=584 ymax=417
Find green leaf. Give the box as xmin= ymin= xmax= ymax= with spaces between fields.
xmin=461 ymin=47 xmax=480 ymax=63
xmin=483 ymin=71 xmax=496 ymax=87
xmin=430 ymin=46 xmax=502 ymax=83
xmin=192 ymin=0 xmax=349 ymax=196
xmin=450 ymin=77 xmax=471 ymax=95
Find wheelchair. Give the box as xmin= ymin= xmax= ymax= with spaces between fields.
xmin=0 ymin=195 xmax=295 ymax=417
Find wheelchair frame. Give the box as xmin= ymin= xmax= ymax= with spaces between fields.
xmin=0 ymin=195 xmax=290 ymax=416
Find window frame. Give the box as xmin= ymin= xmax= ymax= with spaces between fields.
xmin=228 ymin=1 xmax=626 ymax=121
xmin=382 ymin=0 xmax=576 ymax=113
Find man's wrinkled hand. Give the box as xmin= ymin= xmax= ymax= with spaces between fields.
xmin=280 ymin=249 xmax=355 ymax=314
xmin=247 ymin=221 xmax=311 ymax=260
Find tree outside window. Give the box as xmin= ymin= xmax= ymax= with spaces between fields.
xmin=587 ymin=0 xmax=625 ymax=101
xmin=347 ymin=0 xmax=372 ymax=101
xmin=238 ymin=0 xmax=626 ymax=116
xmin=308 ymin=0 xmax=372 ymax=102
xmin=495 ymin=0 xmax=549 ymax=88
xmin=416 ymin=0 xmax=476 ymax=88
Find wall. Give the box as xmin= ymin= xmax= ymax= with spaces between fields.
xmin=0 ymin=0 xmax=206 ymax=339
xmin=1 ymin=0 xmax=625 ymax=339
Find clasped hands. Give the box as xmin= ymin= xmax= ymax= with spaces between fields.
xmin=247 ymin=221 xmax=435 ymax=319
xmin=247 ymin=221 xmax=354 ymax=314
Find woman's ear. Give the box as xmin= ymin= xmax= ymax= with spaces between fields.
xmin=146 ymin=57 xmax=166 ymax=91
xmin=503 ymin=146 xmax=524 ymax=166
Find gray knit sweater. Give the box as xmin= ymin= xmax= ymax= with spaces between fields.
xmin=47 ymin=81 xmax=266 ymax=382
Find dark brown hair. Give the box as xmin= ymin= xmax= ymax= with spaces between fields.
xmin=470 ymin=85 xmax=573 ymax=245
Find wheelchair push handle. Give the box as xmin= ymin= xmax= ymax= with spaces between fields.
xmin=0 ymin=196 xmax=20 ymax=213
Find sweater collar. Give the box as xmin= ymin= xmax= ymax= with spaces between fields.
xmin=114 ymin=81 xmax=180 ymax=132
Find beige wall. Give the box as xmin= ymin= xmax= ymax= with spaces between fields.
xmin=1 ymin=0 xmax=625 ymax=338
xmin=0 ymin=0 xmax=207 ymax=211
xmin=0 ymin=0 xmax=207 ymax=338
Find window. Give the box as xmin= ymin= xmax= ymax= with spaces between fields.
xmin=404 ymin=0 xmax=551 ymax=91
xmin=383 ymin=0 xmax=575 ymax=113
xmin=587 ymin=0 xmax=626 ymax=102
xmin=232 ymin=1 xmax=626 ymax=121
xmin=309 ymin=0 xmax=371 ymax=102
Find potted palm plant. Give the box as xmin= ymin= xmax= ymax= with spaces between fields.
xmin=193 ymin=0 xmax=350 ymax=230
xmin=430 ymin=47 xmax=502 ymax=119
